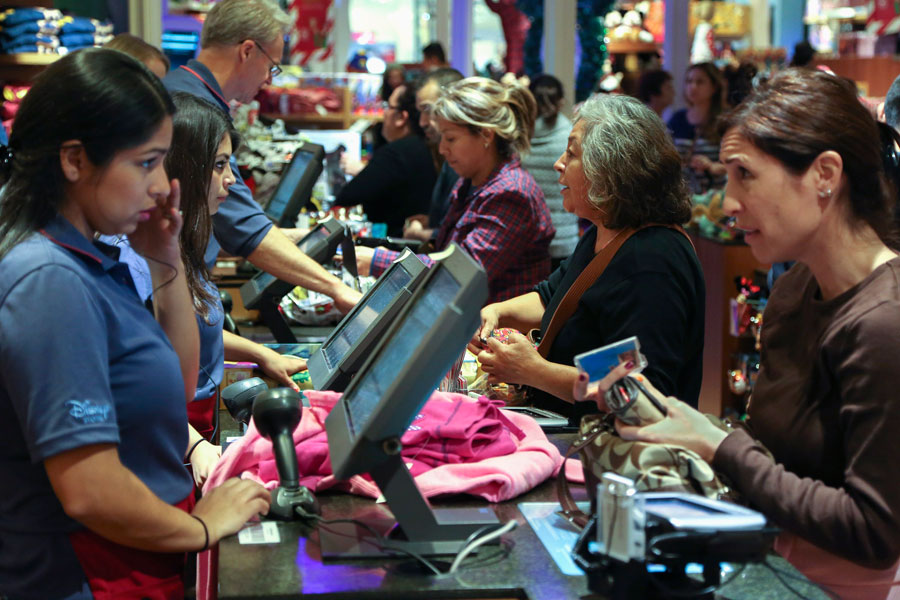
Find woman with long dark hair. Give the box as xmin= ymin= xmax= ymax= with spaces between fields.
xmin=165 ymin=92 xmax=307 ymax=452
xmin=667 ymin=62 xmax=727 ymax=194
xmin=0 ymin=49 xmax=269 ymax=599
xmin=587 ymin=69 xmax=900 ymax=599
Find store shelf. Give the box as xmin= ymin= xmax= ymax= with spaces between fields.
xmin=606 ymin=40 xmax=660 ymax=54
xmin=0 ymin=53 xmax=59 ymax=66
xmin=167 ymin=0 xmax=216 ymax=14
xmin=0 ymin=52 xmax=60 ymax=82
xmin=261 ymin=112 xmax=382 ymax=129
xmin=0 ymin=0 xmax=54 ymax=6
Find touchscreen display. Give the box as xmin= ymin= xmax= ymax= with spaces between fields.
xmin=345 ymin=267 xmax=459 ymax=437
xmin=266 ymin=151 xmax=315 ymax=219
xmin=321 ymin=265 xmax=411 ymax=367
xmin=645 ymin=498 xmax=726 ymax=519
xmin=297 ymin=226 xmax=328 ymax=253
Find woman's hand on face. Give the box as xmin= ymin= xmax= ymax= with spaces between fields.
xmin=259 ymin=352 xmax=307 ymax=391
xmin=477 ymin=331 xmax=542 ymax=386
xmin=615 ymin=382 xmax=729 ymax=462
xmin=467 ymin=304 xmax=500 ymax=354
xmin=354 ymin=245 xmax=374 ymax=277
xmin=192 ymin=478 xmax=271 ymax=545
xmin=572 ymin=362 xmax=636 ymax=413
xmin=189 ymin=440 xmax=222 ymax=488
xmin=130 ymin=178 xmax=182 ymax=265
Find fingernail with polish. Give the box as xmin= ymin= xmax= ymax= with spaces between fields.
xmin=625 ymin=360 xmax=635 ymax=369
xmin=578 ymin=373 xmax=587 ymax=381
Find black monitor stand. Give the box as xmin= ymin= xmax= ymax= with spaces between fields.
xmin=318 ymin=448 xmax=498 ymax=559
xmin=256 ymin=298 xmax=299 ymax=344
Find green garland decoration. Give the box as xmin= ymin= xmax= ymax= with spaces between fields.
xmin=515 ymin=0 xmax=614 ymax=99
xmin=515 ymin=0 xmax=544 ymax=77
xmin=576 ymin=0 xmax=614 ymax=102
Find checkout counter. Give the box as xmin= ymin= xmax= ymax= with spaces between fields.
xmin=213 ymin=430 xmax=828 ymax=600
xmin=211 ymin=245 xmax=828 ymax=600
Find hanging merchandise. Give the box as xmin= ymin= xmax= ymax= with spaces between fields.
xmin=288 ymin=0 xmax=334 ymax=66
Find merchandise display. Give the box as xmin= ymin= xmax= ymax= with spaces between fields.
xmin=0 ymin=9 xmax=112 ymax=55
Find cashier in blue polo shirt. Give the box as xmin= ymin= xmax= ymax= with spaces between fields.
xmin=163 ymin=0 xmax=361 ymax=313
xmin=0 ymin=50 xmax=269 ymax=600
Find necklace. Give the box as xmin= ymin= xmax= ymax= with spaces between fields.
xmin=595 ymin=228 xmax=624 ymax=254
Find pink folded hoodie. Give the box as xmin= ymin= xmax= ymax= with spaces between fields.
xmin=204 ymin=390 xmax=563 ymax=502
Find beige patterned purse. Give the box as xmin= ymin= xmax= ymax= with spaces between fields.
xmin=557 ymin=376 xmax=735 ymax=529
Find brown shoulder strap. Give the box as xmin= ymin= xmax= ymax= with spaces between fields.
xmin=556 ymin=425 xmax=605 ymax=529
xmin=536 ymin=225 xmax=693 ymax=359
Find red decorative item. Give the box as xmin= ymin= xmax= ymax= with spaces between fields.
xmin=288 ymin=0 xmax=335 ymax=66
xmin=868 ymin=0 xmax=900 ymax=36
xmin=484 ymin=0 xmax=530 ymax=75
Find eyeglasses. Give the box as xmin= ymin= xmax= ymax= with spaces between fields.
xmin=253 ymin=40 xmax=282 ymax=78
xmin=381 ymin=101 xmax=401 ymax=112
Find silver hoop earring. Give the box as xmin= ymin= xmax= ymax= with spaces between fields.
xmin=818 ymin=188 xmax=832 ymax=199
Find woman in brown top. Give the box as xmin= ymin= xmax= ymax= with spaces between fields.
xmin=580 ymin=69 xmax=900 ymax=598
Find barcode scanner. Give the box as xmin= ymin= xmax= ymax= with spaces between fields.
xmin=222 ymin=377 xmax=267 ymax=425
xmin=252 ymin=388 xmax=321 ymax=520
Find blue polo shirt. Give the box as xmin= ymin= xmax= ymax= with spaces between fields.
xmin=93 ymin=235 xmax=226 ymax=402
xmin=196 ymin=277 xmax=225 ymax=400
xmin=0 ymin=216 xmax=193 ymax=599
xmin=163 ymin=60 xmax=274 ymax=266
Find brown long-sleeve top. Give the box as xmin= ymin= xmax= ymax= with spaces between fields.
xmin=713 ymin=259 xmax=900 ymax=569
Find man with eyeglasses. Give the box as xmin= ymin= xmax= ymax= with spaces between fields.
xmin=164 ymin=0 xmax=361 ymax=313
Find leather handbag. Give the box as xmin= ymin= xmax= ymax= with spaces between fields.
xmin=556 ymin=375 xmax=736 ymax=529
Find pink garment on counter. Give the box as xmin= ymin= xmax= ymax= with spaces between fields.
xmin=204 ymin=390 xmax=563 ymax=502
xmin=775 ymin=532 xmax=900 ymax=600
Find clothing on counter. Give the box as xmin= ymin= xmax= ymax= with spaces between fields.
xmin=204 ymin=390 xmax=564 ymax=502
xmin=521 ymin=113 xmax=579 ymax=260
xmin=0 ymin=8 xmax=62 ymax=27
xmin=60 ymin=32 xmax=112 ymax=48
xmin=0 ymin=19 xmax=59 ymax=39
xmin=164 ymin=60 xmax=274 ymax=264
xmin=667 ymin=108 xmax=725 ymax=195
xmin=428 ymin=161 xmax=459 ymax=230
xmin=533 ymin=226 xmax=705 ymax=421
xmin=370 ymin=158 xmax=554 ymax=303
xmin=713 ymin=259 xmax=900 ymax=592
xmin=0 ymin=215 xmax=192 ymax=600
xmin=58 ymin=15 xmax=113 ymax=35
xmin=333 ymin=134 xmax=435 ymax=237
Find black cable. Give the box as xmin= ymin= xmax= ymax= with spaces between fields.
xmin=142 ymin=254 xmax=179 ymax=296
xmin=312 ymin=514 xmax=444 ymax=575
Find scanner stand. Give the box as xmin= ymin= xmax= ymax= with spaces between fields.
xmin=268 ymin=485 xmax=320 ymax=521
xmin=318 ymin=452 xmax=499 ymax=559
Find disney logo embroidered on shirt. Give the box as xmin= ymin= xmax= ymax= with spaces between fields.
xmin=66 ymin=400 xmax=112 ymax=424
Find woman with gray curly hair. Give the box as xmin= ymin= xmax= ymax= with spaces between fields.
xmin=470 ymin=93 xmax=706 ymax=424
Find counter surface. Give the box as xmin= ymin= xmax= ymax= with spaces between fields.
xmin=215 ymin=430 xmax=828 ymax=600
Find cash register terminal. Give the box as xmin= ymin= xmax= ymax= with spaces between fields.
xmin=322 ymin=243 xmax=499 ymax=558
xmin=307 ymin=249 xmax=427 ymax=391
xmin=239 ymin=216 xmax=348 ymax=342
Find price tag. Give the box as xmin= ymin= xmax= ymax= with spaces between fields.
xmin=238 ymin=521 xmax=281 ymax=545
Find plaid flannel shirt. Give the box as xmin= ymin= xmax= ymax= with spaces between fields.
xmin=371 ymin=158 xmax=554 ymax=303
